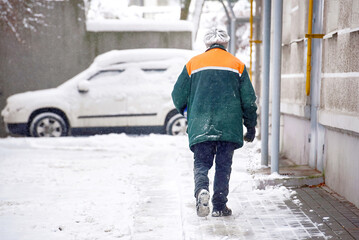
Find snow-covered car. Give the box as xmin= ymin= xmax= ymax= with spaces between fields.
xmin=1 ymin=48 xmax=197 ymax=137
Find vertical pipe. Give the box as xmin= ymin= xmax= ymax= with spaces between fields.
xmin=254 ymin=0 xmax=262 ymax=97
xmin=230 ymin=18 xmax=236 ymax=55
xmin=271 ymin=0 xmax=283 ymax=173
xmin=249 ymin=0 xmax=254 ymax=80
xmin=308 ymin=0 xmax=316 ymax=168
xmin=309 ymin=0 xmax=324 ymax=169
xmin=222 ymin=0 xmax=236 ymax=55
xmin=261 ymin=0 xmax=271 ymax=166
xmin=306 ymin=0 xmax=314 ymax=96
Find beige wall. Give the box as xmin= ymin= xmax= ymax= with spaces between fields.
xmin=276 ymin=0 xmax=359 ymax=208
xmin=282 ymin=115 xmax=310 ymax=165
xmin=321 ymin=33 xmax=359 ymax=114
xmin=278 ymin=0 xmax=310 ymax=166
xmin=324 ymin=128 xmax=359 ymax=208
xmin=280 ymin=0 xmax=308 ymax=120
xmin=319 ymin=0 xmax=359 ymax=208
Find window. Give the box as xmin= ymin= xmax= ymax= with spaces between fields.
xmin=88 ymin=70 xmax=125 ymax=81
xmin=141 ymin=68 xmax=167 ymax=73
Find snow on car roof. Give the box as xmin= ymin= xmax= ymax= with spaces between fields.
xmin=92 ymin=48 xmax=198 ymax=67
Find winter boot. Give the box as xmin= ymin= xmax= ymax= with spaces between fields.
xmin=196 ymin=189 xmax=210 ymax=217
xmin=212 ymin=205 xmax=232 ymax=217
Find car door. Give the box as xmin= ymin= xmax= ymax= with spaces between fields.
xmin=126 ymin=64 xmax=172 ymax=126
xmin=75 ymin=69 xmax=128 ymax=128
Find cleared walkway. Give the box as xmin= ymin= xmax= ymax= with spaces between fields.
xmin=0 ymin=134 xmax=358 ymax=239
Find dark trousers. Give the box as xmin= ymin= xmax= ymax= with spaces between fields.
xmin=191 ymin=141 xmax=237 ymax=210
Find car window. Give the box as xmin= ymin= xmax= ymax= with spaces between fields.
xmin=141 ymin=68 xmax=167 ymax=73
xmin=111 ymin=62 xmax=125 ymax=65
xmin=88 ymin=70 xmax=124 ymax=81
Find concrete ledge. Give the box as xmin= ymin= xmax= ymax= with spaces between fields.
xmin=318 ymin=110 xmax=359 ymax=134
xmin=280 ymin=102 xmax=311 ymax=119
xmin=251 ymin=159 xmax=324 ymax=189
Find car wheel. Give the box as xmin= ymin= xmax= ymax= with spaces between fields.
xmin=30 ymin=112 xmax=68 ymax=137
xmin=166 ymin=113 xmax=187 ymax=135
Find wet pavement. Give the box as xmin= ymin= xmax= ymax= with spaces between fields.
xmin=252 ymin=158 xmax=359 ymax=240
xmin=289 ymin=186 xmax=359 ymax=239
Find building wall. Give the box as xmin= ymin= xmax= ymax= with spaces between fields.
xmin=319 ymin=0 xmax=359 ymax=207
xmin=282 ymin=115 xmax=310 ymax=165
xmin=324 ymin=128 xmax=359 ymax=208
xmin=0 ymin=0 xmax=89 ymax=96
xmin=279 ymin=0 xmax=311 ymax=165
xmin=86 ymin=31 xmax=192 ymax=58
xmin=277 ymin=0 xmax=359 ymax=207
xmin=0 ymin=0 xmax=192 ymax=137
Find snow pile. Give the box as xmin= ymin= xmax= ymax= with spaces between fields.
xmin=253 ymin=185 xmax=296 ymax=200
xmin=86 ymin=0 xmax=180 ymax=21
xmin=92 ymin=48 xmax=196 ymax=67
xmin=86 ymin=0 xmax=133 ymax=20
xmin=86 ymin=18 xmax=193 ymax=32
xmin=85 ymin=0 xmax=192 ymax=32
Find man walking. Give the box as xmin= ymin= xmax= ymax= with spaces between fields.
xmin=171 ymin=28 xmax=257 ymax=217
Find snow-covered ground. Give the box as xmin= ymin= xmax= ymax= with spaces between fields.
xmin=0 ymin=134 xmax=327 ymax=239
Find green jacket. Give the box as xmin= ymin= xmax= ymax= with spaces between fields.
xmin=171 ymin=45 xmax=257 ymax=149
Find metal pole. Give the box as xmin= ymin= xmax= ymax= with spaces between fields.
xmin=309 ymin=0 xmax=324 ymax=169
xmin=254 ymin=0 xmax=262 ymax=98
xmin=249 ymin=0 xmax=254 ymax=80
xmin=220 ymin=0 xmax=236 ymax=55
xmin=230 ymin=18 xmax=236 ymax=55
xmin=227 ymin=0 xmax=236 ymax=17
xmin=271 ymin=0 xmax=283 ymax=173
xmin=261 ymin=0 xmax=271 ymax=166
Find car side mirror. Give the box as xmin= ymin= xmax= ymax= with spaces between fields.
xmin=77 ymin=80 xmax=89 ymax=93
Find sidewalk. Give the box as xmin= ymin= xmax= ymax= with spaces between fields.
xmin=291 ymin=186 xmax=359 ymax=239
xmin=253 ymin=159 xmax=359 ymax=239
xmin=1 ymin=135 xmax=359 ymax=239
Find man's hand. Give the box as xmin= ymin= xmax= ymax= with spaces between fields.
xmin=244 ymin=127 xmax=256 ymax=142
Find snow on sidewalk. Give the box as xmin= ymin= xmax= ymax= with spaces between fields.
xmin=0 ymin=134 xmax=327 ymax=239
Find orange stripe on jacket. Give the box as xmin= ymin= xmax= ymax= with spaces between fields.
xmin=186 ymin=48 xmax=245 ymax=76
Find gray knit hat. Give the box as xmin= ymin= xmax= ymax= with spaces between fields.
xmin=203 ymin=27 xmax=230 ymax=49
